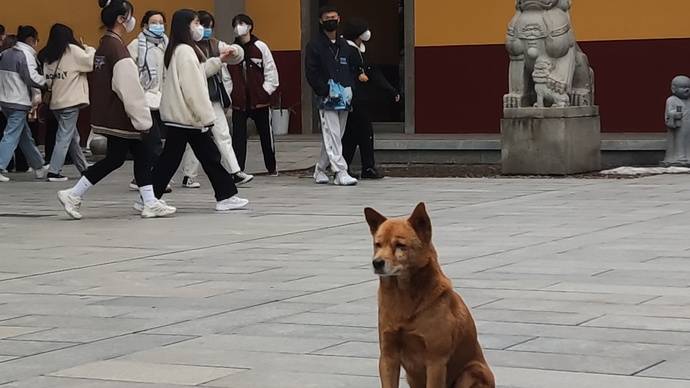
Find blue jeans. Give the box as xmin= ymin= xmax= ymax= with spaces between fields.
xmin=0 ymin=108 xmax=44 ymax=170
xmin=48 ymin=108 xmax=88 ymax=175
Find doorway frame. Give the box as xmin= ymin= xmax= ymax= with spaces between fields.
xmin=300 ymin=0 xmax=415 ymax=135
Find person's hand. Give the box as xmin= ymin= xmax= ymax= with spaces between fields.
xmin=394 ymin=94 xmax=401 ymax=103
xmin=219 ymin=46 xmax=237 ymax=63
xmin=358 ymin=73 xmax=369 ymax=83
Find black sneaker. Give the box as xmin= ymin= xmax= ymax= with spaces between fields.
xmin=47 ymin=173 xmax=69 ymax=182
xmin=360 ymin=168 xmax=384 ymax=180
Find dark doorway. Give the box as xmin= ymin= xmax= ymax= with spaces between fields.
xmin=316 ymin=0 xmax=405 ymax=128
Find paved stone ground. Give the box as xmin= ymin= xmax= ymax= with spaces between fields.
xmin=1 ymin=158 xmax=690 ymax=387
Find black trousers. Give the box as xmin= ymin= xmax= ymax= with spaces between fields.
xmin=84 ymin=135 xmax=151 ymax=186
xmin=232 ymin=107 xmax=276 ymax=173
xmin=342 ymin=106 xmax=376 ymax=170
xmin=153 ymin=127 xmax=238 ymax=201
xmin=142 ymin=111 xmax=164 ymax=168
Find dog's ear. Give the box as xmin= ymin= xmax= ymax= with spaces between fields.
xmin=364 ymin=207 xmax=387 ymax=235
xmin=408 ymin=202 xmax=432 ymax=243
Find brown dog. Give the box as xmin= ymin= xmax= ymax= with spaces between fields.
xmin=364 ymin=203 xmax=495 ymax=388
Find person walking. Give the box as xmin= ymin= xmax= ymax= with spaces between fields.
xmin=229 ymin=13 xmax=279 ymax=176
xmin=126 ymin=9 xmax=172 ymax=193
xmin=179 ymin=10 xmax=254 ymax=189
xmin=152 ymin=9 xmax=248 ymax=212
xmin=58 ymin=0 xmax=176 ymax=220
xmin=38 ymin=23 xmax=93 ymax=182
xmin=305 ymin=5 xmax=359 ymax=186
xmin=0 ymin=25 xmax=47 ymax=182
xmin=342 ymin=18 xmax=399 ymax=180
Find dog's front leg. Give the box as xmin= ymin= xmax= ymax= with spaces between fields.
xmin=426 ymin=362 xmax=447 ymax=388
xmin=379 ymin=354 xmax=401 ymax=388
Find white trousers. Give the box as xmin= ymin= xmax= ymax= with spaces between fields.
xmin=316 ymin=109 xmax=349 ymax=173
xmin=182 ymin=102 xmax=241 ymax=178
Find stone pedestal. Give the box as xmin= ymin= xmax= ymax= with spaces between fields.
xmin=501 ymin=106 xmax=601 ymax=175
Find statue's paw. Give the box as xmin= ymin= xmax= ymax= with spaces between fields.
xmin=504 ymin=94 xmax=521 ymax=108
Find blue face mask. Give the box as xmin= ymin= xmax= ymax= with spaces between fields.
xmin=203 ymin=28 xmax=213 ymax=39
xmin=148 ymin=24 xmax=165 ymax=37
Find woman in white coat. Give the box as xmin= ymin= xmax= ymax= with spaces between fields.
xmin=127 ymin=10 xmax=171 ymax=193
xmin=153 ymin=9 xmax=248 ymax=212
xmin=38 ymin=23 xmax=93 ymax=182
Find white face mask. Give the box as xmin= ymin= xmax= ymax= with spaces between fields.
xmin=360 ymin=30 xmax=372 ymax=42
xmin=191 ymin=24 xmax=205 ymax=42
xmin=234 ymin=23 xmax=250 ymax=37
xmin=124 ymin=16 xmax=136 ymax=33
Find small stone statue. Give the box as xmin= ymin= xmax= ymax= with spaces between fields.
xmin=664 ymin=76 xmax=690 ymax=166
xmin=504 ymin=0 xmax=594 ymax=108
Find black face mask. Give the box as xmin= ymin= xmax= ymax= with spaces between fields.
xmin=322 ymin=20 xmax=339 ymax=32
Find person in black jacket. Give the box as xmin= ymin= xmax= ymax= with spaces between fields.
xmin=342 ymin=18 xmax=399 ymax=180
xmin=305 ymin=5 xmax=359 ymax=186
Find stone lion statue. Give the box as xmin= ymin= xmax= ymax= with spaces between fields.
xmin=504 ymin=0 xmax=594 ymax=108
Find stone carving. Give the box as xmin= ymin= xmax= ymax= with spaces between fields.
xmin=504 ymin=0 xmax=594 ymax=108
xmin=663 ymin=76 xmax=690 ymax=166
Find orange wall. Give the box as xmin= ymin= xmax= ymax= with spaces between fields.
xmin=246 ymin=0 xmax=301 ymax=51
xmin=416 ymin=0 xmax=690 ymax=47
xmin=2 ymin=0 xmax=213 ymax=49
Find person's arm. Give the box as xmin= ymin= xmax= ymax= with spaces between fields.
xmin=73 ymin=44 xmax=96 ymax=73
xmin=112 ymin=57 xmax=152 ymax=131
xmin=305 ymin=42 xmax=328 ymax=97
xmin=218 ymin=40 xmax=244 ymax=66
xmin=127 ymin=39 xmax=138 ymax=62
xmin=177 ymin=46 xmax=216 ymax=126
xmin=19 ymin=51 xmax=46 ymax=89
xmin=256 ymin=41 xmax=279 ymax=95
xmin=368 ymin=65 xmax=398 ymax=98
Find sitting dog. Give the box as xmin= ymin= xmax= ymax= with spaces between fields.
xmin=364 ymin=203 xmax=495 ymax=388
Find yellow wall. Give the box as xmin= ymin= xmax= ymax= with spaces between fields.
xmin=416 ymin=0 xmax=690 ymax=47
xmin=245 ymin=0 xmax=301 ymax=51
xmin=2 ymin=0 xmax=213 ymax=49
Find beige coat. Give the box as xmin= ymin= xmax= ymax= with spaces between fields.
xmin=43 ymin=44 xmax=95 ymax=111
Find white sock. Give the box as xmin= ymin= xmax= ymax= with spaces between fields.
xmin=70 ymin=176 xmax=93 ymax=198
xmin=139 ymin=185 xmax=157 ymax=206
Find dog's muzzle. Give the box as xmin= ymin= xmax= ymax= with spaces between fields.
xmin=372 ymin=258 xmax=386 ymax=274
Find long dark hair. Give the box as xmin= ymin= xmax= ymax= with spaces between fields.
xmin=164 ymin=9 xmax=205 ymax=67
xmin=38 ymin=24 xmax=83 ymax=64
xmin=98 ymin=0 xmax=134 ymax=29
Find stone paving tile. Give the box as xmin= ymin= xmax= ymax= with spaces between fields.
xmin=3 ymin=376 xmax=190 ymax=388
xmin=0 ymin=339 xmax=78 ymax=357
xmin=49 ymin=360 xmax=245 ymax=385
xmin=202 ymin=370 xmax=380 ymax=388
xmin=2 ymin=166 xmax=690 ymax=386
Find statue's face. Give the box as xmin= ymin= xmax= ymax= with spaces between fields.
xmin=518 ymin=0 xmax=559 ymax=10
xmin=673 ymin=80 xmax=690 ymax=99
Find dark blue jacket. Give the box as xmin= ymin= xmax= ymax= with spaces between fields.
xmin=305 ymin=32 xmax=359 ymax=98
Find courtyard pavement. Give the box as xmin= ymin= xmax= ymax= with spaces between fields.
xmin=1 ymin=156 xmax=690 ymax=387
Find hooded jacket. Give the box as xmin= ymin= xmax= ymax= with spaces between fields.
xmin=0 ymin=41 xmax=46 ymax=111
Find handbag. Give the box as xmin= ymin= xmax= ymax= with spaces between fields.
xmin=43 ymin=57 xmax=62 ymax=106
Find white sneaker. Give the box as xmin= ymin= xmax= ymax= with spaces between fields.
xmin=134 ymin=198 xmax=169 ymax=212
xmin=141 ymin=200 xmax=177 ymax=219
xmin=0 ymin=172 xmax=9 ymax=182
xmin=314 ymin=169 xmax=330 ymax=184
xmin=128 ymin=180 xmax=139 ymax=191
xmin=216 ymin=196 xmax=249 ymax=211
xmin=182 ymin=176 xmax=201 ymax=188
xmin=57 ymin=190 xmax=83 ymax=220
xmin=34 ymin=167 xmax=48 ymax=180
xmin=234 ymin=172 xmax=254 ymax=186
xmin=334 ymin=171 xmax=358 ymax=186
